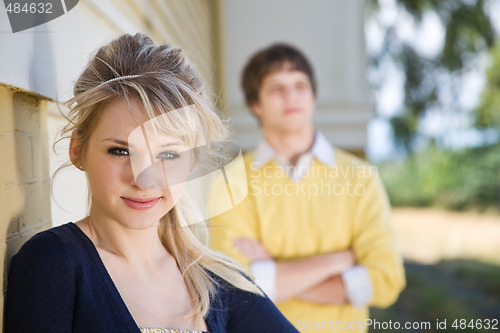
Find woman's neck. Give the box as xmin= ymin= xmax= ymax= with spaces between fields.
xmin=77 ymin=214 xmax=168 ymax=269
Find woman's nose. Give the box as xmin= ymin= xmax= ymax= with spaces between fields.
xmin=130 ymin=152 xmax=171 ymax=189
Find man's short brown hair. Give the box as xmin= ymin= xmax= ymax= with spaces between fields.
xmin=241 ymin=43 xmax=317 ymax=107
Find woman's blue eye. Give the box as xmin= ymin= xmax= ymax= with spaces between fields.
xmin=108 ymin=147 xmax=129 ymax=156
xmin=157 ymin=151 xmax=180 ymax=160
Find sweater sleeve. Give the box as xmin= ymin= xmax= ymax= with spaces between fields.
xmin=351 ymin=170 xmax=406 ymax=308
xmin=209 ymin=167 xmax=260 ymax=268
xmin=4 ymin=231 xmax=76 ymax=332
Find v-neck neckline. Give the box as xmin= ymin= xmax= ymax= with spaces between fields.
xmin=68 ymin=222 xmax=141 ymax=332
xmin=66 ymin=223 xmax=213 ymax=333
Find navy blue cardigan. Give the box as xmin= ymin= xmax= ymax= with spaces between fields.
xmin=5 ymin=223 xmax=298 ymax=332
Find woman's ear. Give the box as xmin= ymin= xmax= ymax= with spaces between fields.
xmin=69 ymin=132 xmax=84 ymax=170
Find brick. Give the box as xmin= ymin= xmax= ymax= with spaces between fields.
xmin=1 ymin=184 xmax=24 ymax=237
xmin=0 ymin=133 xmax=17 ymax=187
xmin=13 ymin=92 xmax=46 ymax=135
xmin=17 ymin=181 xmax=51 ymax=231
xmin=1 ymin=133 xmax=50 ymax=184
xmin=1 ymin=76 xmax=52 ymax=333
xmin=0 ymin=87 xmax=14 ymax=132
xmin=14 ymin=134 xmax=33 ymax=181
xmin=0 ymin=187 xmax=10 ymax=238
xmin=31 ymin=135 xmax=50 ymax=180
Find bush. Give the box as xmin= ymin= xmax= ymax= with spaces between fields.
xmin=378 ymin=143 xmax=500 ymax=210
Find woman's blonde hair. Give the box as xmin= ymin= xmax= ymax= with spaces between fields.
xmin=62 ymin=33 xmax=262 ymax=319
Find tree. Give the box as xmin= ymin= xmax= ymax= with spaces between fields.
xmin=475 ymin=41 xmax=500 ymax=130
xmin=367 ymin=0 xmax=496 ymax=155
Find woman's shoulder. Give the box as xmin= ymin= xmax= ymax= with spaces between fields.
xmin=208 ymin=272 xmax=271 ymax=316
xmin=11 ymin=223 xmax=85 ymax=265
xmin=209 ymin=270 xmax=256 ymax=296
xmin=208 ymin=273 xmax=299 ymax=332
xmin=5 ymin=223 xmax=89 ymax=331
xmin=205 ymin=270 xmax=255 ymax=313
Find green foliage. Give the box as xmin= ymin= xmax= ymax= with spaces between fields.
xmin=440 ymin=0 xmax=495 ymax=71
xmin=379 ymin=143 xmax=500 ymax=210
xmin=390 ymin=111 xmax=419 ymax=153
xmin=395 ymin=0 xmax=495 ymax=70
xmin=475 ymin=42 xmax=500 ymax=129
xmin=369 ymin=0 xmax=496 ymax=153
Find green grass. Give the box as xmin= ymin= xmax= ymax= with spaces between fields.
xmin=370 ymin=260 xmax=500 ymax=332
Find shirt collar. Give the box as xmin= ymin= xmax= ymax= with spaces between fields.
xmin=253 ymin=131 xmax=336 ymax=168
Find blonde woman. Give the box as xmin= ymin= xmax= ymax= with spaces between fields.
xmin=5 ymin=33 xmax=298 ymax=333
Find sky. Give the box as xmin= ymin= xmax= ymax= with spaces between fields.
xmin=364 ymin=0 xmax=500 ymax=162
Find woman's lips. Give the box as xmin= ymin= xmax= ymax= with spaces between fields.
xmin=122 ymin=197 xmax=161 ymax=210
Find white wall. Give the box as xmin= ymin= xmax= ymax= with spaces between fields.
xmin=220 ymin=0 xmax=372 ymax=151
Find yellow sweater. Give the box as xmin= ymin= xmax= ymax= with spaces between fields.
xmin=210 ymin=149 xmax=405 ymax=333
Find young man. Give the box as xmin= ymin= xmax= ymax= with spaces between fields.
xmin=210 ymin=44 xmax=405 ymax=333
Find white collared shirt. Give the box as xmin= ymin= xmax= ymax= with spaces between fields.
xmin=249 ymin=131 xmax=372 ymax=307
xmin=253 ymin=131 xmax=335 ymax=182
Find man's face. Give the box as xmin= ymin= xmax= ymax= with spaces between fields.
xmin=252 ymin=67 xmax=315 ymax=134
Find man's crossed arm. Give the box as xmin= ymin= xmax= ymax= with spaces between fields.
xmin=234 ymin=237 xmax=355 ymax=304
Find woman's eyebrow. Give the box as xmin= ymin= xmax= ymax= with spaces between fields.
xmin=161 ymin=141 xmax=185 ymax=148
xmin=101 ymin=138 xmax=129 ymax=146
xmin=101 ymin=136 xmax=185 ymax=150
